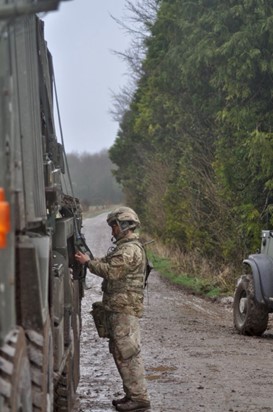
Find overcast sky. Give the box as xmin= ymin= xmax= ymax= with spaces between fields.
xmin=44 ymin=0 xmax=132 ymax=154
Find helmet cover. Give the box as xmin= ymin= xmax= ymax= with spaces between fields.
xmin=107 ymin=206 xmax=140 ymax=231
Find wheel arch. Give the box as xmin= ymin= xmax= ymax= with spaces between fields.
xmin=244 ymin=254 xmax=273 ymax=306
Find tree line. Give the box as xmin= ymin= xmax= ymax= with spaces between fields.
xmin=109 ymin=0 xmax=273 ymax=270
xmin=66 ymin=150 xmax=123 ymax=208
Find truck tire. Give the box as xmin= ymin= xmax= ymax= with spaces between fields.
xmin=233 ymin=274 xmax=268 ymax=336
xmin=0 ymin=327 xmax=32 ymax=411
xmin=26 ymin=316 xmax=53 ymax=412
xmin=54 ymin=352 xmax=75 ymax=412
xmin=72 ymin=279 xmax=81 ymax=389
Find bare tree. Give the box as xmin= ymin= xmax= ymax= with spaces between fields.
xmin=109 ymin=83 xmax=134 ymax=123
xmin=109 ymin=0 xmax=159 ymax=121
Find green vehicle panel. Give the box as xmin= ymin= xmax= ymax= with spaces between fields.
xmin=0 ymin=2 xmax=89 ymax=411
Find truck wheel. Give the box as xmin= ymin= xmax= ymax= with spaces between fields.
xmin=54 ymin=352 xmax=75 ymax=412
xmin=26 ymin=316 xmax=53 ymax=412
xmin=72 ymin=279 xmax=81 ymax=389
xmin=0 ymin=327 xmax=32 ymax=411
xmin=233 ymin=274 xmax=268 ymax=336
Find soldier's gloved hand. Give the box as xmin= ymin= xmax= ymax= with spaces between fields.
xmin=75 ymin=251 xmax=91 ymax=266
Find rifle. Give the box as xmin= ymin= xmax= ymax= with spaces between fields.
xmin=143 ymin=239 xmax=155 ymax=288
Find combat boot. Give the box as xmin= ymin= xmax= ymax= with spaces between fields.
xmin=116 ymin=399 xmax=151 ymax=411
xmin=112 ymin=395 xmax=130 ymax=407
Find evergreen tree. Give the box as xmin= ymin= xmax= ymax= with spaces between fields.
xmin=110 ymin=0 xmax=273 ymax=267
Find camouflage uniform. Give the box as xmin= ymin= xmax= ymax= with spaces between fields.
xmin=86 ymin=232 xmax=149 ymax=403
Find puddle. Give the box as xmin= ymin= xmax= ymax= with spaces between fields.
xmin=146 ymin=365 xmax=177 ymax=381
xmin=147 ymin=365 xmax=178 ymax=372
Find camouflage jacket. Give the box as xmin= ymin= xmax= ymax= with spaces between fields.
xmin=86 ymin=233 xmax=146 ymax=317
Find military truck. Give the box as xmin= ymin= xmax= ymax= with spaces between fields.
xmin=233 ymin=230 xmax=273 ymax=336
xmin=0 ymin=1 xmax=90 ymax=410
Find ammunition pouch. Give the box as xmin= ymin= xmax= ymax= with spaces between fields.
xmin=91 ymin=301 xmax=109 ymax=338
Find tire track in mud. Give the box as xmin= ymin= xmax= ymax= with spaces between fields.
xmin=73 ymin=214 xmax=273 ymax=412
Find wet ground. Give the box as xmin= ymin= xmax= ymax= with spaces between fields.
xmin=73 ymin=213 xmax=273 ymax=412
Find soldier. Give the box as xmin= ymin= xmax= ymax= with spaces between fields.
xmin=75 ymin=206 xmax=151 ymax=412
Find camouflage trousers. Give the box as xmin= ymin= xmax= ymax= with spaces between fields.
xmin=108 ymin=312 xmax=149 ymax=402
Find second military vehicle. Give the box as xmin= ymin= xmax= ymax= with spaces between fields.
xmin=233 ymin=230 xmax=273 ymax=336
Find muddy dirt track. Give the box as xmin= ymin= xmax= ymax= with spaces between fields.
xmin=73 ymin=213 xmax=273 ymax=412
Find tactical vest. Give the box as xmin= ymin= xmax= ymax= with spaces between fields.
xmin=102 ymin=239 xmax=146 ymax=317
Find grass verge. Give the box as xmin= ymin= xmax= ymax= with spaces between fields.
xmin=148 ymin=251 xmax=223 ymax=298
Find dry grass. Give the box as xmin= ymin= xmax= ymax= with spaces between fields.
xmin=143 ymin=234 xmax=238 ymax=295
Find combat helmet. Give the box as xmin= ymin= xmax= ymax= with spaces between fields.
xmin=107 ymin=206 xmax=140 ymax=232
